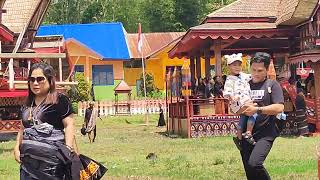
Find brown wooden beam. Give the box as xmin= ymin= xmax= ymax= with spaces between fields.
xmin=204 ymin=50 xmax=211 ymax=78
xmin=214 ymin=40 xmax=222 ymax=76
xmin=0 ymin=53 xmax=66 ymax=59
xmin=196 ymin=56 xmax=201 ymax=79
xmin=314 ymin=62 xmax=320 ymax=130
xmin=190 ymin=56 xmax=195 ymax=84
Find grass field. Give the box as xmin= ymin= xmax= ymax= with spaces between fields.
xmin=0 ymin=115 xmax=319 ymax=179
xmin=94 ymin=80 xmax=138 ymax=101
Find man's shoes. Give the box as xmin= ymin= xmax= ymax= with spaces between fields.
xmin=233 ymin=137 xmax=242 ymax=151
xmin=242 ymin=132 xmax=256 ymax=145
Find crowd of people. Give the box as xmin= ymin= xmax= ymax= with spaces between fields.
xmin=192 ymin=75 xmax=226 ymax=99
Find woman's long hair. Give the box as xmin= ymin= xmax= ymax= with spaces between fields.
xmin=26 ymin=63 xmax=58 ymax=106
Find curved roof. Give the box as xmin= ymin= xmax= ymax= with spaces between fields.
xmin=114 ymin=80 xmax=131 ymax=92
xmin=277 ymin=0 xmax=319 ymax=25
xmin=127 ymin=32 xmax=185 ymax=58
xmin=206 ymin=0 xmax=319 ymax=26
xmin=207 ymin=0 xmax=280 ymax=18
xmin=37 ymin=23 xmax=131 ymax=60
xmin=2 ymin=0 xmax=50 ymax=34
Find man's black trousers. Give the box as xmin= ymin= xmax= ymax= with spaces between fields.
xmin=240 ymin=138 xmax=274 ymax=180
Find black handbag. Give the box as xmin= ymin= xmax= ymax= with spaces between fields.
xmin=81 ymin=127 xmax=87 ymax=135
xmin=79 ymin=154 xmax=108 ymax=180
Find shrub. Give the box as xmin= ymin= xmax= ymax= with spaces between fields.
xmin=67 ymin=72 xmax=91 ymax=103
xmin=139 ymin=73 xmax=162 ymax=98
xmin=72 ymin=102 xmax=78 ymax=114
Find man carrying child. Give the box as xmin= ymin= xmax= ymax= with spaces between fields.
xmin=223 ymin=53 xmax=257 ymax=147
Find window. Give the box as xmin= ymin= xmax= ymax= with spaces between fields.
xmin=74 ymin=65 xmax=84 ymax=73
xmin=124 ymin=59 xmax=142 ymax=68
xmin=92 ymin=65 xmax=114 ymax=85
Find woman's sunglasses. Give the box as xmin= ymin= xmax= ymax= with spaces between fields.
xmin=28 ymin=76 xmax=46 ymax=83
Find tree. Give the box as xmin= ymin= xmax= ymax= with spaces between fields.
xmin=144 ymin=0 xmax=181 ymax=32
xmin=44 ymin=0 xmax=88 ymax=24
xmin=43 ymin=0 xmax=237 ymax=32
xmin=175 ymin=0 xmax=201 ymax=31
xmin=81 ymin=1 xmax=103 ymax=23
xmin=139 ymin=73 xmax=162 ymax=98
xmin=67 ymin=72 xmax=90 ymax=102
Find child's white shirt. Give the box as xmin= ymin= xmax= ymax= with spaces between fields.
xmin=223 ymin=72 xmax=252 ymax=113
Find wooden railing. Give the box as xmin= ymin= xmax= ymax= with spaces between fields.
xmin=78 ymin=100 xmax=167 ymax=116
xmin=169 ymin=98 xmax=230 ymax=118
xmin=14 ymin=67 xmax=28 ymax=80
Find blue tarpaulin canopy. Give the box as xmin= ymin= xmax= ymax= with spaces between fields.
xmin=37 ymin=22 xmax=130 ymax=60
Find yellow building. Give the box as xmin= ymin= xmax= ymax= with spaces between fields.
xmin=38 ymin=23 xmax=132 ymax=100
xmin=125 ymin=32 xmax=217 ymax=90
xmin=66 ymin=39 xmax=124 ymax=82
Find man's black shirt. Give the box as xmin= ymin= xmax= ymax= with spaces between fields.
xmin=249 ymin=79 xmax=284 ymax=140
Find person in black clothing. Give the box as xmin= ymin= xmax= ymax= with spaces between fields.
xmin=84 ymin=102 xmax=97 ymax=143
xmin=222 ymin=74 xmax=227 ymax=86
xmin=304 ymin=73 xmax=314 ymax=93
xmin=213 ymin=76 xmax=224 ymax=98
xmin=295 ymin=88 xmax=309 ymax=136
xmin=14 ymin=63 xmax=77 ymax=179
xmin=157 ymin=103 xmax=166 ymax=127
xmin=296 ymin=75 xmax=303 ymax=90
xmin=204 ymin=77 xmax=212 ymax=98
xmin=196 ymin=78 xmax=206 ymax=97
xmin=240 ymin=52 xmax=284 ymax=180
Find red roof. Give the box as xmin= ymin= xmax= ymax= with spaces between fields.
xmin=191 ymin=22 xmax=277 ymax=30
xmin=127 ymin=32 xmax=185 ymax=58
xmin=0 ymin=24 xmax=14 ymax=42
xmin=114 ymin=80 xmax=131 ymax=92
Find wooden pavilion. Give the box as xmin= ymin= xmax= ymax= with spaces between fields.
xmin=168 ymin=0 xmax=320 ymax=137
xmin=0 ymin=0 xmax=74 ymax=135
xmin=114 ymin=80 xmax=132 ymax=115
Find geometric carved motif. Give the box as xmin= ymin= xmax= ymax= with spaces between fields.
xmin=190 ymin=114 xmax=299 ymax=137
xmin=191 ymin=115 xmax=240 ymax=137
xmin=0 ymin=97 xmax=25 ymax=106
xmin=280 ymin=113 xmax=298 ymax=136
xmin=0 ymin=120 xmax=21 ymax=133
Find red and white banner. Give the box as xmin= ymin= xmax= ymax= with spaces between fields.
xmin=296 ymin=68 xmax=312 ymax=79
xmin=137 ymin=23 xmax=143 ymax=54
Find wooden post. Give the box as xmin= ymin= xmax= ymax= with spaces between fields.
xmin=190 ymin=56 xmax=195 ymax=87
xmin=214 ymin=39 xmax=222 ymax=76
xmin=314 ymin=62 xmax=320 ymax=131
xmin=186 ymin=95 xmax=191 ymax=138
xmin=0 ymin=40 xmax=1 ymax=71
xmin=196 ymin=55 xmax=201 ymax=79
xmin=27 ymin=60 xmax=31 ymax=72
xmin=85 ymin=56 xmax=89 ymax=82
xmin=59 ymin=45 xmax=63 ymax=82
xmin=205 ymin=51 xmax=211 ymax=77
xmin=9 ymin=58 xmax=14 ymax=90
xmin=59 ymin=58 xmax=63 ymax=82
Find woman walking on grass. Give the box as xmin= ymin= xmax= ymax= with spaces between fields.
xmin=14 ymin=63 xmax=77 ymax=179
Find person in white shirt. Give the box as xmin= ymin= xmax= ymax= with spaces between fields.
xmin=223 ymin=53 xmax=257 ymax=150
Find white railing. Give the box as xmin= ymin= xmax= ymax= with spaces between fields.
xmin=78 ymin=100 xmax=167 ymax=116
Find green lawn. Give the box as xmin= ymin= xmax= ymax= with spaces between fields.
xmin=0 ymin=115 xmax=319 ymax=179
xmin=94 ymin=80 xmax=138 ymax=101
